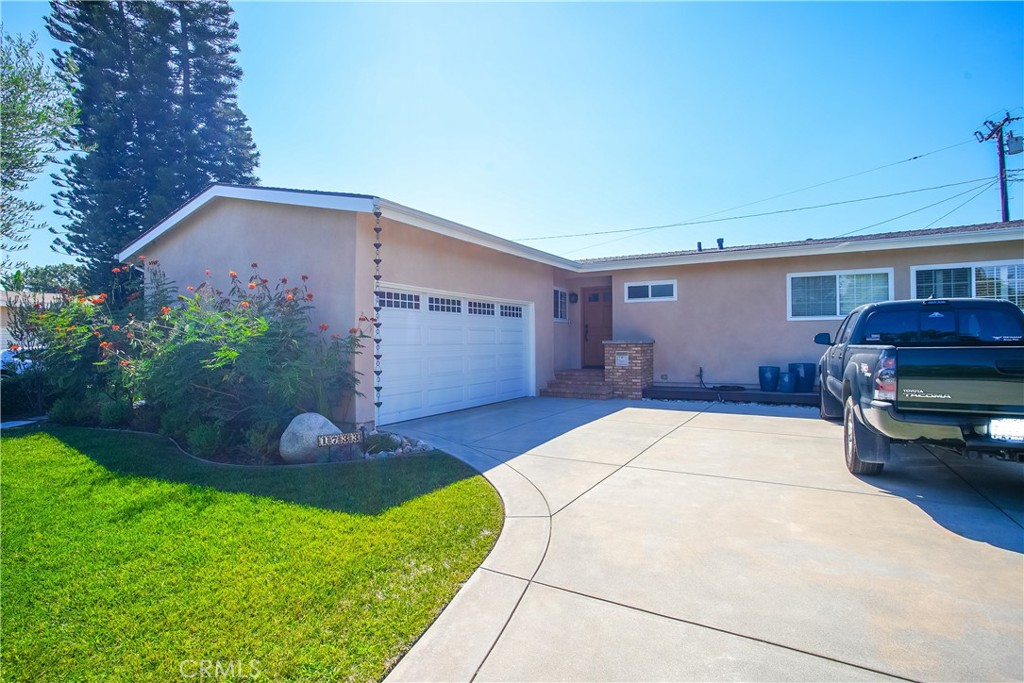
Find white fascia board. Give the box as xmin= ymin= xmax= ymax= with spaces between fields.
xmin=116 ymin=185 xmax=376 ymax=262
xmin=377 ymin=199 xmax=582 ymax=272
xmin=576 ymin=227 xmax=1024 ymax=272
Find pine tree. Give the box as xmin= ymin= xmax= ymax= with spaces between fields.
xmin=47 ymin=0 xmax=258 ymax=291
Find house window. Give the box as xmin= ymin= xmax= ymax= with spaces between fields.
xmin=500 ymin=304 xmax=523 ymax=318
xmin=376 ymin=290 xmax=420 ymax=309
xmin=624 ymin=280 xmax=677 ymax=302
xmin=913 ymin=261 xmax=1024 ymax=308
xmin=553 ymin=288 xmax=568 ymax=322
xmin=468 ymin=301 xmax=495 ymax=316
xmin=788 ymin=269 xmax=892 ymax=319
xmin=428 ymin=296 xmax=461 ymax=313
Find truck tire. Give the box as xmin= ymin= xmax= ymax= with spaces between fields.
xmin=819 ymin=379 xmax=843 ymax=421
xmin=843 ymin=396 xmax=886 ymax=475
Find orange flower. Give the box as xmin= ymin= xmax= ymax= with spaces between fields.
xmin=332 ymin=333 xmax=342 ymax=340
xmin=319 ymin=323 xmax=329 ymax=331
xmin=120 ymin=360 xmax=130 ymax=367
xmin=348 ymin=327 xmax=359 ymax=335
xmin=159 ymin=306 xmax=172 ymax=316
xmin=33 ymin=302 xmax=42 ymax=309
xmin=126 ymin=332 xmax=134 ymax=339
xmin=204 ymin=269 xmax=211 ymax=276
xmin=138 ymin=255 xmax=146 ymax=261
xmin=301 ymin=275 xmax=309 ymax=281
xmin=99 ymin=341 xmax=112 ymax=349
xmin=111 ymin=325 xmax=120 ymax=331
xmin=112 ymin=267 xmax=121 ymax=274
xmin=305 ymin=293 xmax=314 ymax=301
xmin=229 ymin=271 xmax=238 ymax=279
xmin=92 ymin=331 xmax=100 ymax=337
xmin=240 ymin=301 xmax=250 ymax=308
xmin=251 ymin=262 xmax=258 ymax=268
xmin=248 ymin=282 xmax=256 ymax=290
xmin=286 ymin=294 xmax=294 ymax=301
xmin=280 ymin=277 xmax=287 ymax=284
xmin=186 ymin=286 xmax=194 ymax=292
xmin=8 ymin=344 xmax=19 ymax=352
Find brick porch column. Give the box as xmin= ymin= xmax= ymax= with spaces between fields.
xmin=603 ymin=340 xmax=655 ymax=400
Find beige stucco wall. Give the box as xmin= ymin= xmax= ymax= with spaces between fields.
xmin=606 ymin=239 xmax=1023 ymax=387
xmin=353 ymin=212 xmax=566 ymax=426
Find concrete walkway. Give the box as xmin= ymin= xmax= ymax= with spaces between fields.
xmin=384 ymin=397 xmax=1024 ymax=682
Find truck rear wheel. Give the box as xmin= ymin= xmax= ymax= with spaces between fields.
xmin=843 ymin=397 xmax=886 ymax=475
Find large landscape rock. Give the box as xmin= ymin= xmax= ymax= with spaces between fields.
xmin=279 ymin=412 xmax=341 ymax=464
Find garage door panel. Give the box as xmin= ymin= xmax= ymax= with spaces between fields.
xmin=378 ymin=290 xmax=530 ymax=424
xmin=427 ymin=356 xmax=464 ymax=378
xmin=425 ymin=325 xmax=463 ymax=346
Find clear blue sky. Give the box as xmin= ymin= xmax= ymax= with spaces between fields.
xmin=3 ymin=1 xmax=1022 ymax=267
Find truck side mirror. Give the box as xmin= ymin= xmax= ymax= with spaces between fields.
xmin=814 ymin=332 xmax=832 ymax=346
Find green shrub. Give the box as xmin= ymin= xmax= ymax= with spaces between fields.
xmin=243 ymin=422 xmax=282 ymax=462
xmin=364 ymin=432 xmax=399 ymax=454
xmin=128 ymin=403 xmax=161 ymax=433
xmin=99 ymin=400 xmax=132 ymax=427
xmin=48 ymin=396 xmax=89 ymax=425
xmin=0 ymin=366 xmax=56 ymax=418
xmin=186 ymin=423 xmax=223 ymax=458
xmin=159 ymin=407 xmax=198 ymax=443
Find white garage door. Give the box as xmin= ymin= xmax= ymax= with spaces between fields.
xmin=375 ymin=288 xmax=532 ymax=425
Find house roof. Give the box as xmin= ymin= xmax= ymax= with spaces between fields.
xmin=117 ymin=184 xmax=1024 ymax=273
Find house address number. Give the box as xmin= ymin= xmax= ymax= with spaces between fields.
xmin=317 ymin=431 xmax=364 ymax=447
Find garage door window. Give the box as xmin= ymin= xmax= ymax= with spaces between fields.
xmin=501 ymin=304 xmax=523 ymax=318
xmin=468 ymin=301 xmax=495 ymax=315
xmin=377 ymin=290 xmax=420 ymax=309
xmin=428 ymin=296 xmax=462 ymax=313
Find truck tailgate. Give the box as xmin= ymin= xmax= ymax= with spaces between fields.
xmin=897 ymin=346 xmax=1024 ymax=416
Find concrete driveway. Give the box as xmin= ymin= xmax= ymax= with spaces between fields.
xmin=384 ymin=398 xmax=1024 ymax=682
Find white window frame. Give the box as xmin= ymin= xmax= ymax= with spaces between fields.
xmin=787 ymin=268 xmax=894 ymax=321
xmin=910 ymin=259 xmax=1024 ymax=306
xmin=623 ymin=279 xmax=677 ymax=303
xmin=553 ymin=287 xmax=569 ymax=323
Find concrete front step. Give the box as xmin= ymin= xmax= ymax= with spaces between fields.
xmin=539 ymin=387 xmax=614 ymax=400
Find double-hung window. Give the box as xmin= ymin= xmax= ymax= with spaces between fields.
xmin=553 ymin=288 xmax=569 ymax=322
xmin=912 ymin=260 xmax=1023 ymax=308
xmin=788 ymin=269 xmax=892 ymax=320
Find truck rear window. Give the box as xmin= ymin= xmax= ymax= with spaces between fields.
xmin=857 ymin=308 xmax=1024 ymax=344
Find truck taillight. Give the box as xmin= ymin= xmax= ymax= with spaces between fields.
xmin=873 ymin=351 xmax=897 ymax=401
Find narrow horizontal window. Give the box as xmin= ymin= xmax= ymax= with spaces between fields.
xmin=500 ymin=304 xmax=523 ymax=318
xmin=428 ymin=296 xmax=461 ymax=313
xmin=624 ymin=280 xmax=676 ymax=302
xmin=376 ymin=291 xmax=420 ymax=309
xmin=468 ymin=301 xmax=495 ymax=316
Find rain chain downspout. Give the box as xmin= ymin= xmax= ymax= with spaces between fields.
xmin=372 ymin=200 xmax=384 ymax=413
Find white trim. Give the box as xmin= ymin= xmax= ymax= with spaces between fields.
xmin=623 ymin=279 xmax=678 ymax=302
xmin=910 ymin=259 xmax=1024 ymax=299
xmin=116 ymin=185 xmax=375 ymax=261
xmin=553 ymin=287 xmax=569 ymax=323
xmin=787 ymin=267 xmax=894 ymax=321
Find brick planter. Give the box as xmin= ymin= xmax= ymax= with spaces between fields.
xmin=603 ymin=340 xmax=654 ymax=400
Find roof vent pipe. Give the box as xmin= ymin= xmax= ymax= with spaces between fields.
xmin=717 ymin=238 xmax=724 ymax=250
xmin=697 ymin=241 xmax=702 ymax=252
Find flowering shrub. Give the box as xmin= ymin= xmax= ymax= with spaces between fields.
xmin=13 ymin=262 xmax=362 ymax=461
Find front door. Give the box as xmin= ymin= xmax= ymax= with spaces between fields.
xmin=582 ymin=287 xmax=613 ymax=367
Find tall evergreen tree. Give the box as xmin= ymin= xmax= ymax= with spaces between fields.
xmin=47 ymin=0 xmax=258 ymax=290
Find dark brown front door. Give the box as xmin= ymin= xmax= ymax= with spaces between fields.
xmin=582 ymin=287 xmax=613 ymax=367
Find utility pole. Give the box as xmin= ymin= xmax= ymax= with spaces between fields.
xmin=975 ymin=112 xmax=1022 ymax=222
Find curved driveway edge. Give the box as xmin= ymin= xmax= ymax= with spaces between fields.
xmin=385 ymin=397 xmax=1024 ymax=682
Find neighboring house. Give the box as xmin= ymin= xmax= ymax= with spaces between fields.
xmin=1 ymin=292 xmax=63 ymax=350
xmin=117 ymin=184 xmax=1024 ymax=428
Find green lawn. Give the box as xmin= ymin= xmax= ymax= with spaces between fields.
xmin=1 ymin=427 xmax=504 ymax=682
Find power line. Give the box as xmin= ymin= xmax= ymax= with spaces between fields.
xmin=923 ymin=181 xmax=999 ymax=229
xmin=517 ymin=137 xmax=976 ymax=250
xmin=833 ymin=180 xmax=1001 ymax=238
xmin=519 ymin=176 xmax=996 ymax=242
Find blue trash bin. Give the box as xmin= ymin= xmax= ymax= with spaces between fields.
xmin=758 ymin=366 xmax=780 ymax=392
xmin=778 ymin=371 xmax=797 ymax=393
xmin=789 ymin=362 xmax=816 ymax=393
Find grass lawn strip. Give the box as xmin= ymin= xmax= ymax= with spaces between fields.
xmin=1 ymin=427 xmax=503 ymax=682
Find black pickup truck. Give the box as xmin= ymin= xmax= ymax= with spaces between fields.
xmin=815 ymin=298 xmax=1024 ymax=475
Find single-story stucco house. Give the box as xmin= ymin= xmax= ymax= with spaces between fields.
xmin=117 ymin=184 xmax=1024 ymax=429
